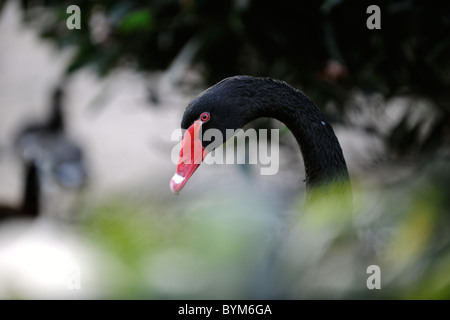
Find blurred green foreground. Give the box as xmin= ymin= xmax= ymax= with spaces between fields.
xmin=1 ymin=158 xmax=447 ymax=299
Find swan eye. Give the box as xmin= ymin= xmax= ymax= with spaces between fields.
xmin=200 ymin=112 xmax=210 ymax=122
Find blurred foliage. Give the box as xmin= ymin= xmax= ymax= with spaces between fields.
xmin=0 ymin=159 xmax=448 ymax=299
xmin=3 ymin=0 xmax=449 ymax=159
xmin=66 ymin=158 xmax=448 ymax=299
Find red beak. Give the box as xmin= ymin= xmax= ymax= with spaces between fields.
xmin=170 ymin=120 xmax=208 ymax=194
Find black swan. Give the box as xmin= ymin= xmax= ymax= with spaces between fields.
xmin=14 ymin=86 xmax=87 ymax=189
xmin=0 ymin=161 xmax=40 ymax=221
xmin=170 ymin=76 xmax=350 ymax=197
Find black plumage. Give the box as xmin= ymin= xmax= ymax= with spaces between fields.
xmin=181 ymin=76 xmax=350 ymax=190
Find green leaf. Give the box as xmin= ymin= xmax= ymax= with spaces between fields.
xmin=118 ymin=9 xmax=154 ymax=33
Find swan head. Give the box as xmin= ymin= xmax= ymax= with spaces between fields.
xmin=170 ymin=76 xmax=256 ymax=194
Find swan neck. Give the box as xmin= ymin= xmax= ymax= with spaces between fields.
xmin=247 ymin=80 xmax=349 ymax=188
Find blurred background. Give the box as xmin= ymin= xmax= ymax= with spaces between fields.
xmin=0 ymin=0 xmax=449 ymax=299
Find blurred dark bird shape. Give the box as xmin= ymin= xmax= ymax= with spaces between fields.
xmin=14 ymin=86 xmax=87 ymax=189
xmin=0 ymin=161 xmax=40 ymax=221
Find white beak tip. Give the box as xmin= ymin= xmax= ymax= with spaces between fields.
xmin=170 ymin=173 xmax=186 ymax=194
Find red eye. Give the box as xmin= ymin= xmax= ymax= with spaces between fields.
xmin=200 ymin=112 xmax=210 ymax=122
